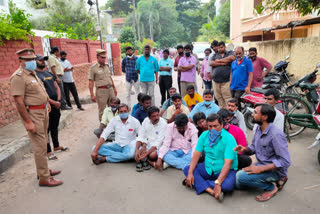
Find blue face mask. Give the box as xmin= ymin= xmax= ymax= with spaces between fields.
xmin=119 ymin=112 xmax=129 ymax=119
xmin=209 ymin=129 xmax=222 ymax=147
xmin=233 ymin=110 xmax=237 ymax=114
xmin=25 ymin=60 xmax=36 ymax=71
xmin=204 ymin=100 xmax=211 ymax=106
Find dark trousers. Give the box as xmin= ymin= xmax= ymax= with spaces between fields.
xmin=177 ymin=76 xmax=181 ymax=95
xmin=238 ymin=154 xmax=252 ymax=170
xmin=64 ymin=82 xmax=82 ymax=108
xmin=159 ymin=75 xmax=172 ymax=105
xmin=57 ymin=75 xmax=67 ymax=107
xmin=203 ymin=80 xmax=212 ymax=90
xmin=47 ymin=106 xmax=61 ymax=153
xmin=231 ymin=90 xmax=245 ymax=111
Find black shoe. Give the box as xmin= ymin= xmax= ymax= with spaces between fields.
xmin=78 ymin=107 xmax=85 ymax=111
xmin=61 ymin=106 xmax=72 ymax=110
xmin=136 ymin=163 xmax=144 ymax=172
xmin=142 ymin=161 xmax=151 ymax=170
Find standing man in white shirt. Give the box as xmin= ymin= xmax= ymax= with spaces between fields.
xmin=59 ymin=51 xmax=84 ymax=111
xmin=91 ymin=103 xmax=141 ymax=165
xmin=134 ymin=106 xmax=167 ymax=172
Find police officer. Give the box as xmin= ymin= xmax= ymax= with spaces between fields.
xmin=10 ymin=48 xmax=63 ymax=187
xmin=88 ymin=49 xmax=117 ymax=121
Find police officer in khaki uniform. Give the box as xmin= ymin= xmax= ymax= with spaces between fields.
xmin=10 ymin=48 xmax=63 ymax=187
xmin=89 ymin=49 xmax=117 ymax=121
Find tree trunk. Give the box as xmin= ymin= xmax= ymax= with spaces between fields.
xmin=132 ymin=0 xmax=136 ymax=32
xmin=149 ymin=11 xmax=153 ymax=41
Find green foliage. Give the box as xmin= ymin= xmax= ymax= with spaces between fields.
xmin=136 ymin=38 xmax=157 ymax=54
xmin=105 ymin=0 xmax=140 ymax=17
xmin=0 ymin=1 xmax=34 ymax=45
xmin=118 ymin=26 xmax=136 ymax=47
xmin=257 ymin=0 xmax=320 ymax=16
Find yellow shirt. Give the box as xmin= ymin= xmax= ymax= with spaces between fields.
xmin=48 ymin=55 xmax=64 ymax=75
xmin=184 ymin=93 xmax=203 ymax=110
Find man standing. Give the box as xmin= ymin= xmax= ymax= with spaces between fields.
xmin=91 ymin=104 xmax=141 ymax=165
xmin=166 ymin=94 xmax=190 ymax=123
xmin=35 ymin=54 xmax=69 ymax=161
xmin=10 ymin=48 xmax=62 ymax=187
xmin=59 ymin=51 xmax=84 ymax=111
xmin=184 ymin=85 xmax=203 ymax=110
xmin=174 ymin=45 xmax=184 ymax=94
xmin=230 ymin=46 xmax=253 ymax=109
xmin=122 ymin=46 xmax=139 ymax=108
xmin=135 ymin=106 xmax=167 ymax=171
xmin=151 ymin=47 xmax=160 ymax=62
xmin=135 ymin=45 xmax=159 ymax=106
xmin=249 ymin=47 xmax=272 ymax=88
xmin=206 ymin=40 xmax=219 ymax=77
xmin=207 ymin=41 xmax=235 ymax=109
xmin=133 ymin=94 xmax=152 ymax=124
xmin=48 ymin=46 xmax=71 ymax=110
xmin=200 ymin=48 xmax=213 ymax=90
xmin=155 ymin=114 xmax=198 ymax=170
xmin=235 ymin=104 xmax=291 ymax=202
xmin=178 ymin=45 xmax=197 ymax=98
xmin=158 ymin=49 xmax=173 ymax=105
xmin=88 ymin=49 xmax=117 ymax=122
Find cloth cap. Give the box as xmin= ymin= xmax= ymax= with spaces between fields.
xmin=35 ymin=54 xmax=48 ymax=61
xmin=16 ymin=48 xmax=36 ymax=59
xmin=96 ymin=49 xmax=107 ymax=57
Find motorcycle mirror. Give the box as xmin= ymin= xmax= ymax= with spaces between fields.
xmin=317 ymin=63 xmax=320 ymax=68
xmin=285 ymin=55 xmax=290 ymax=60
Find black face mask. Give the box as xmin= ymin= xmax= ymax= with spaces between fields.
xmin=178 ymin=51 xmax=184 ymax=56
xmin=37 ymin=64 xmax=45 ymax=69
xmin=250 ymin=56 xmax=256 ymax=61
xmin=185 ymin=52 xmax=191 ymax=57
xmin=60 ymin=58 xmax=66 ymax=61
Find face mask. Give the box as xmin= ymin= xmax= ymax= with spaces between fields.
xmin=60 ymin=58 xmax=66 ymax=61
xmin=127 ymin=55 xmax=133 ymax=58
xmin=209 ymin=129 xmax=222 ymax=147
xmin=250 ymin=56 xmax=256 ymax=61
xmin=233 ymin=110 xmax=237 ymax=114
xmin=237 ymin=56 xmax=244 ymax=61
xmin=178 ymin=52 xmax=184 ymax=56
xmin=37 ymin=64 xmax=45 ymax=69
xmin=203 ymin=101 xmax=211 ymax=105
xmin=205 ymin=56 xmax=209 ymax=60
xmin=185 ymin=52 xmax=191 ymax=57
xmin=98 ymin=58 xmax=106 ymax=64
xmin=25 ymin=60 xmax=36 ymax=71
xmin=119 ymin=112 xmax=129 ymax=119
xmin=111 ymin=107 xmax=117 ymax=111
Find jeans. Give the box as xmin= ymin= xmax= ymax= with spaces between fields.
xmin=162 ymin=149 xmax=192 ymax=170
xmin=159 ymin=75 xmax=172 ymax=105
xmin=93 ymin=141 xmax=136 ymax=163
xmin=47 ymin=106 xmax=61 ymax=153
xmin=125 ymin=80 xmax=140 ymax=108
xmin=184 ymin=163 xmax=237 ymax=195
xmin=236 ymin=170 xmax=279 ymax=191
xmin=63 ymin=82 xmax=82 ymax=109
xmin=203 ymin=80 xmax=212 ymax=90
xmin=140 ymin=81 xmax=155 ymax=106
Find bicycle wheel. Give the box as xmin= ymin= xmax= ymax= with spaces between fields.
xmin=280 ymin=95 xmax=312 ymax=137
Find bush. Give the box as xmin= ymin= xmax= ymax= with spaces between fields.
xmin=120 ymin=42 xmax=133 ymax=54
xmin=136 ymin=38 xmax=157 ymax=55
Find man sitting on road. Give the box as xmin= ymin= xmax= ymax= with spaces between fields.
xmin=135 ymin=106 xmax=167 ymax=172
xmin=192 ymin=112 xmax=208 ymax=137
xmin=93 ymin=97 xmax=120 ymax=139
xmin=184 ymin=85 xmax=203 ymax=110
xmin=183 ymin=114 xmax=238 ymax=201
xmin=235 ymin=104 xmax=291 ymax=202
xmin=166 ymin=94 xmax=190 ymax=123
xmin=155 ymin=114 xmax=198 ymax=170
xmin=91 ymin=104 xmax=141 ymax=165
xmin=160 ymin=87 xmax=187 ymax=117
xmin=133 ymin=94 xmax=152 ymax=124
xmin=227 ymin=98 xmax=247 ymax=137
xmin=131 ymin=93 xmax=145 ymax=116
xmin=188 ymin=89 xmax=220 ymax=121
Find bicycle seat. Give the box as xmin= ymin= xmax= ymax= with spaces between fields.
xmin=299 ymin=82 xmax=319 ymax=90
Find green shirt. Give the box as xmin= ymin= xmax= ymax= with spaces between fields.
xmin=196 ymin=129 xmax=238 ymax=175
xmin=101 ymin=107 xmax=118 ymax=125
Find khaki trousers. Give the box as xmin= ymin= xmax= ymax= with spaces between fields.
xmin=213 ymin=81 xmax=232 ymax=109
xmin=96 ymin=87 xmax=115 ymax=122
xmin=180 ymin=81 xmax=195 ymax=98
xmin=27 ymin=108 xmax=50 ymax=181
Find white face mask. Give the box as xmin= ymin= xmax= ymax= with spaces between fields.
xmin=127 ymin=55 xmax=133 ymax=59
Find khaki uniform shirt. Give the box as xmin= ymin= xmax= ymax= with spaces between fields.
xmin=10 ymin=66 xmax=49 ymax=106
xmin=48 ymin=55 xmax=64 ymax=75
xmin=88 ymin=62 xmax=113 ymax=88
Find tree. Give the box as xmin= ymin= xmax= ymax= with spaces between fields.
xmin=257 ymin=0 xmax=320 ymax=16
xmin=104 ymin=0 xmax=140 ymax=17
xmin=118 ymin=26 xmax=136 ymax=46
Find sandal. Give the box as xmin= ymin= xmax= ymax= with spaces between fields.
xmin=136 ymin=163 xmax=144 ymax=172
xmin=54 ymin=146 xmax=69 ymax=152
xmin=276 ymin=176 xmax=288 ymax=191
xmin=142 ymin=161 xmax=151 ymax=170
xmin=255 ymin=191 xmax=277 ymax=202
xmin=92 ymin=156 xmax=106 ymax=165
xmin=48 ymin=153 xmax=58 ymax=160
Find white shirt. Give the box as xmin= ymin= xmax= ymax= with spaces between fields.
xmin=59 ymin=59 xmax=74 ymax=83
xmin=101 ymin=115 xmax=141 ymax=147
xmin=253 ymin=108 xmax=284 ymax=132
xmin=151 ymin=52 xmax=160 ymax=62
xmin=136 ymin=117 xmax=167 ymax=149
xmin=235 ymin=110 xmax=247 ymax=137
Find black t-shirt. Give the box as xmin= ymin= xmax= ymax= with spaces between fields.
xmin=36 ymin=70 xmax=58 ymax=100
xmin=211 ymin=50 xmax=235 ymax=83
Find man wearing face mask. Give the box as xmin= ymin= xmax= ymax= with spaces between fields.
xmin=230 ymin=46 xmax=253 ymax=109
xmin=248 ymin=47 xmax=272 ymax=88
xmin=183 ymin=114 xmax=238 ymax=201
xmin=200 ymin=48 xmax=213 ymax=90
xmin=178 ymin=45 xmax=197 ymax=98
xmin=174 ymin=45 xmax=184 ymax=94
xmin=122 ymin=46 xmax=139 ymax=108
xmin=91 ymin=103 xmax=141 ymax=165
xmin=189 ymin=89 xmax=220 ymax=121
xmin=93 ymin=97 xmax=121 ymax=139
xmin=88 ymin=49 xmax=117 ymax=122
xmin=10 ymin=48 xmax=63 ymax=187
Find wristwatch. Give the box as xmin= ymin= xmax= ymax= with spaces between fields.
xmin=214 ymin=180 xmax=220 ymax=185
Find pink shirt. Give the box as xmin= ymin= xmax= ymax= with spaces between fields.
xmin=251 ymin=56 xmax=272 ymax=88
xmin=227 ymin=124 xmax=247 ymax=148
xmin=201 ymin=58 xmax=211 ymax=81
xmin=158 ymin=122 xmax=198 ymax=159
xmin=178 ymin=55 xmax=197 ymax=83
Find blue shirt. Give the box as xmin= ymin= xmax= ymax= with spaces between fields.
xmin=135 ymin=55 xmax=159 ymax=82
xmin=122 ymin=56 xmax=138 ymax=82
xmin=161 ymin=98 xmax=187 ymax=110
xmin=131 ymin=103 xmax=141 ymax=116
xmin=133 ymin=106 xmax=148 ymax=124
xmin=230 ymin=56 xmax=253 ymax=90
xmin=188 ymin=101 xmax=220 ymax=121
xmin=158 ymin=58 xmax=173 ymax=76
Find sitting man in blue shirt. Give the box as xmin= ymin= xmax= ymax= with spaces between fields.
xmin=234 ymin=104 xmax=291 ymax=202
xmin=189 ymin=89 xmax=220 ymax=121
xmin=131 ymin=93 xmax=145 ymax=116
xmin=133 ymin=94 xmax=152 ymax=124
xmin=230 ymin=46 xmax=253 ymax=109
xmin=160 ymin=87 xmax=187 ymax=117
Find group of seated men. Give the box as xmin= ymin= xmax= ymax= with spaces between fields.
xmin=90 ymin=87 xmax=290 ymax=203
